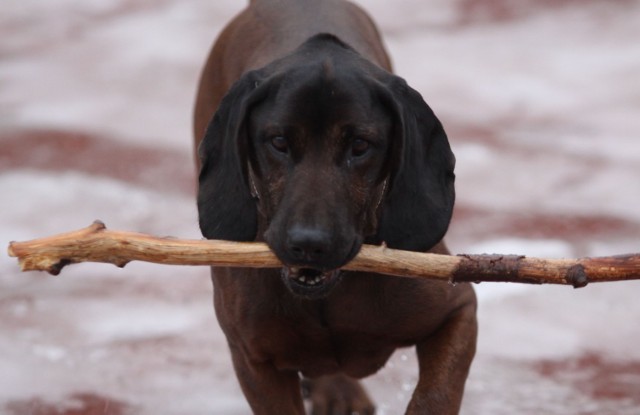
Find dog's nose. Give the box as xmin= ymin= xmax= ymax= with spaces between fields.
xmin=286 ymin=226 xmax=332 ymax=263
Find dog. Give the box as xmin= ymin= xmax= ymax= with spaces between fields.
xmin=193 ymin=1 xmax=477 ymax=413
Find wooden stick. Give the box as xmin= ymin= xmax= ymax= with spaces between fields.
xmin=7 ymin=221 xmax=640 ymax=288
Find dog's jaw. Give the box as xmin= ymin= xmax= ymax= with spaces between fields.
xmin=281 ymin=267 xmax=343 ymax=299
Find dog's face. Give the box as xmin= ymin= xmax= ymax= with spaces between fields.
xmin=198 ymin=35 xmax=456 ymax=299
xmin=248 ymin=63 xmax=394 ymax=297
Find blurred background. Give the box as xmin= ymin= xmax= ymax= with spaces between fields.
xmin=1 ymin=0 xmax=639 ymax=413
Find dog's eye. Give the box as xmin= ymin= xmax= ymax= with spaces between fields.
xmin=351 ymin=138 xmax=370 ymax=158
xmin=270 ymin=136 xmax=289 ymax=154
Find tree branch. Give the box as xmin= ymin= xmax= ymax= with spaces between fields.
xmin=7 ymin=221 xmax=640 ymax=288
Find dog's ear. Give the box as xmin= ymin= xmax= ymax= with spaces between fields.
xmin=197 ymin=70 xmax=265 ymax=241
xmin=376 ymin=76 xmax=456 ymax=252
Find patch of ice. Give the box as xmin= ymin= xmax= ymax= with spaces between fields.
xmin=80 ymin=301 xmax=205 ymax=344
xmin=453 ymin=142 xmax=495 ymax=165
xmin=0 ymin=0 xmax=241 ymax=149
xmin=389 ymin=3 xmax=640 ymax=131
xmin=0 ymin=169 xmax=199 ymax=240
xmin=31 ymin=344 xmax=68 ymax=362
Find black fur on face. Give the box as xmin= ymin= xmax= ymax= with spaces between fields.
xmin=197 ymin=34 xmax=455 ymax=295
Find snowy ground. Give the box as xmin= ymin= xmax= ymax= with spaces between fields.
xmin=1 ymin=0 xmax=639 ymax=414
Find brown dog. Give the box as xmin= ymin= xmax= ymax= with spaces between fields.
xmin=193 ymin=1 xmax=477 ymax=413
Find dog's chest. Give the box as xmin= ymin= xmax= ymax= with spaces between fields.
xmin=268 ymin=326 xmax=396 ymax=379
xmin=244 ymin=301 xmax=399 ymax=378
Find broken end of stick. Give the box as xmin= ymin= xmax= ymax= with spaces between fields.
xmin=9 ymin=254 xmax=75 ymax=276
xmin=7 ymin=220 xmax=115 ymax=275
xmin=7 ymin=241 xmax=17 ymax=258
xmin=10 ymin=251 xmax=131 ymax=275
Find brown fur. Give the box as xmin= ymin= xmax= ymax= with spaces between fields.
xmin=193 ymin=1 xmax=477 ymax=414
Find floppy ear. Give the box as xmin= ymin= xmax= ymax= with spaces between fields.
xmin=197 ymin=70 xmax=265 ymax=241
xmin=376 ymin=77 xmax=456 ymax=252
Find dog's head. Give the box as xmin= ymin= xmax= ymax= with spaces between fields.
xmin=198 ymin=34 xmax=455 ymax=299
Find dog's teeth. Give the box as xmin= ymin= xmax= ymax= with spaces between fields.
xmin=288 ymin=269 xmax=333 ymax=286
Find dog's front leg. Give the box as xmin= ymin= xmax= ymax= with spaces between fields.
xmin=406 ymin=292 xmax=478 ymax=415
xmin=228 ymin=343 xmax=306 ymax=414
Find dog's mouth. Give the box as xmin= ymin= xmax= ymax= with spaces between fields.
xmin=281 ymin=267 xmax=342 ymax=299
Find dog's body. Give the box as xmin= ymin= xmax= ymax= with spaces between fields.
xmin=193 ymin=1 xmax=477 ymax=413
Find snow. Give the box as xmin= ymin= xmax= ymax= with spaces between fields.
xmin=1 ymin=0 xmax=639 ymax=414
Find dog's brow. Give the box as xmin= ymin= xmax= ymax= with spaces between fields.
xmin=262 ymin=124 xmax=284 ymax=136
xmin=347 ymin=125 xmax=379 ymax=139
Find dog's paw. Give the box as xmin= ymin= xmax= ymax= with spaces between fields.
xmin=302 ymin=374 xmax=375 ymax=415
